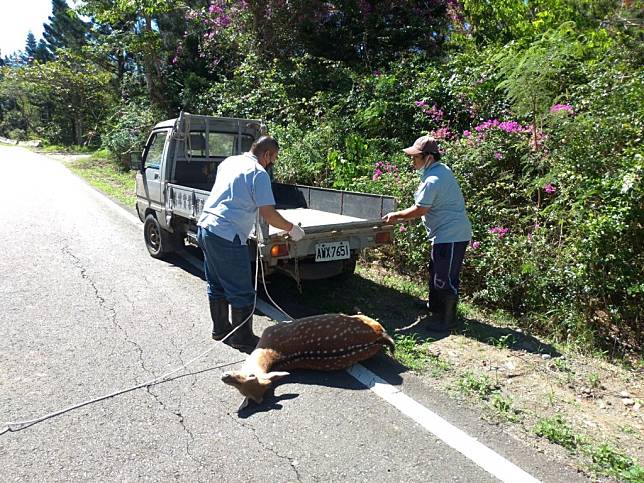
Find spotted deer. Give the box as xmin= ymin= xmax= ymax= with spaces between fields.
xmin=221 ymin=313 xmax=395 ymax=410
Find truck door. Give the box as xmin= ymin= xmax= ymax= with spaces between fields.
xmin=141 ymin=130 xmax=169 ymax=208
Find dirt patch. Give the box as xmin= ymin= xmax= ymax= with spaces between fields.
xmin=43 ymin=153 xmax=92 ymax=164
xmin=364 ymin=266 xmax=643 ymax=480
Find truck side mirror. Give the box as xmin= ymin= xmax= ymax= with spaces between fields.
xmin=133 ymin=152 xmax=144 ymax=171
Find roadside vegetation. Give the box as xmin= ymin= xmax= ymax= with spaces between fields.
xmin=1 ymin=1 xmax=641 ymax=479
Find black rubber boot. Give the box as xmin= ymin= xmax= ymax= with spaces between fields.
xmin=416 ymin=289 xmax=441 ymax=313
xmin=209 ymin=297 xmax=232 ymax=341
xmin=227 ymin=305 xmax=259 ymax=353
xmin=426 ymin=292 xmax=460 ymax=332
xmin=427 ymin=289 xmax=441 ymax=313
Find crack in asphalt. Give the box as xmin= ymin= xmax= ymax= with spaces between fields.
xmin=61 ymin=244 xmax=202 ymax=461
xmin=227 ymin=411 xmax=303 ymax=482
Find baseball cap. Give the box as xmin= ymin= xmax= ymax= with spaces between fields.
xmin=403 ymin=135 xmax=439 ymax=156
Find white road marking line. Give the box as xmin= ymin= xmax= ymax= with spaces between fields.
xmin=347 ymin=365 xmax=541 ymax=483
xmin=63 ymin=147 xmax=541 ymax=483
xmin=225 ymin=290 xmax=541 ymax=483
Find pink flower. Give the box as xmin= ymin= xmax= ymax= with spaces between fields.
xmin=471 ymin=241 xmax=481 ymax=249
xmin=399 ymin=225 xmax=407 ymax=233
xmin=474 ymin=119 xmax=528 ymax=134
xmin=498 ymin=121 xmax=525 ymax=133
xmin=488 ymin=226 xmax=509 ymax=239
xmin=372 ymin=169 xmax=383 ymax=181
xmin=550 ymin=104 xmax=574 ymax=114
xmin=414 ymin=100 xmax=428 ymax=107
xmin=430 ymin=128 xmax=451 ymax=139
xmin=544 ymin=183 xmax=556 ymax=194
xmin=422 ymin=104 xmax=444 ymax=121
xmin=494 ymin=152 xmax=503 ymax=160
xmin=358 ymin=0 xmax=373 ymax=15
xmin=462 ymin=130 xmax=471 ymax=138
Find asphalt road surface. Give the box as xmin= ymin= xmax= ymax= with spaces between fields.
xmin=0 ymin=146 xmax=589 ymax=482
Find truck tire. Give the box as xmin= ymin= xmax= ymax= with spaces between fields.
xmin=144 ymin=214 xmax=176 ymax=259
xmin=335 ymin=255 xmax=357 ymax=281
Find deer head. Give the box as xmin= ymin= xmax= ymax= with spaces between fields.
xmin=221 ymin=370 xmax=290 ymax=410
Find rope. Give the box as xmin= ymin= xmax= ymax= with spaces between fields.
xmin=1 ymin=348 xmax=244 ymax=434
xmin=1 ymin=132 xmax=294 ymax=435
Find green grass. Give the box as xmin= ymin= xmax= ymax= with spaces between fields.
xmin=534 ymin=416 xmax=644 ymax=481
xmin=487 ymin=333 xmax=516 ymax=349
xmin=490 ymin=393 xmax=521 ymax=422
xmin=457 ymin=372 xmax=499 ymax=399
xmin=66 ymin=151 xmax=137 ymax=207
xmin=584 ymin=443 xmax=644 ymax=482
xmin=393 ymin=334 xmax=451 ymax=375
xmin=38 ymin=144 xmax=94 ymax=153
xmin=355 ymin=264 xmax=425 ymax=298
xmin=533 ymin=415 xmax=582 ymax=451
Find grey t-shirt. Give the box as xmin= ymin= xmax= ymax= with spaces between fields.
xmin=414 ymin=162 xmax=472 ymax=244
xmin=198 ymin=153 xmax=275 ymax=244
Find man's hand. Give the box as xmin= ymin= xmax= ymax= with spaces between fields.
xmin=382 ymin=212 xmax=399 ymax=223
xmin=383 ymin=205 xmax=429 ymax=223
xmin=288 ymin=224 xmax=305 ymax=241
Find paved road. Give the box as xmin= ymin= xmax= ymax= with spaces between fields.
xmin=0 ymin=146 xmax=588 ymax=482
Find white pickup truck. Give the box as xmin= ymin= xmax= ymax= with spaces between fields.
xmin=134 ymin=113 xmax=396 ymax=284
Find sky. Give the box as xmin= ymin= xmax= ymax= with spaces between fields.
xmin=0 ymin=0 xmax=54 ymax=56
xmin=0 ymin=0 xmax=84 ymax=57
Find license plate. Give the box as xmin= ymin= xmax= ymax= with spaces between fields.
xmin=315 ymin=241 xmax=350 ymax=262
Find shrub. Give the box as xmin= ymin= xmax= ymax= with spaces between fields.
xmin=101 ymin=99 xmax=164 ymax=168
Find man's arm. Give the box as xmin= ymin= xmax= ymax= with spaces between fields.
xmin=382 ymin=204 xmax=429 ymax=223
xmin=259 ymin=205 xmax=294 ymax=231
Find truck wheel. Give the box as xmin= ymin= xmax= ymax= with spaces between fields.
xmin=144 ymin=214 xmax=175 ymax=259
xmin=335 ymin=255 xmax=357 ymax=281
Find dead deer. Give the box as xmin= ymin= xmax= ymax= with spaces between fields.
xmin=221 ymin=313 xmax=395 ymax=410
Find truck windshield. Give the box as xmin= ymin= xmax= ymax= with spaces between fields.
xmin=187 ymin=132 xmax=254 ymax=158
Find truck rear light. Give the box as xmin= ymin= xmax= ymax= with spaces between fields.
xmin=375 ymin=231 xmax=392 ymax=244
xmin=270 ymin=244 xmax=289 ymax=257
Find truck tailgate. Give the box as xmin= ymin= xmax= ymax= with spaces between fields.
xmin=268 ymin=208 xmax=384 ymax=236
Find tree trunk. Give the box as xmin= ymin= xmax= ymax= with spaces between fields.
xmin=142 ymin=15 xmax=166 ymax=112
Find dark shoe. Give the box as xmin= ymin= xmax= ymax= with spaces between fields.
xmin=209 ymin=297 xmax=232 ymax=341
xmin=227 ymin=305 xmax=259 ymax=353
xmin=426 ymin=293 xmax=460 ymax=332
xmin=415 ymin=291 xmax=441 ymax=313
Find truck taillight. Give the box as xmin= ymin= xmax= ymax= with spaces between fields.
xmin=375 ymin=231 xmax=392 ymax=244
xmin=270 ymin=244 xmax=289 ymax=257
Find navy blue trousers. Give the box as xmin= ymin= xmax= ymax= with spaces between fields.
xmin=429 ymin=241 xmax=468 ymax=296
xmin=197 ymin=227 xmax=254 ymax=308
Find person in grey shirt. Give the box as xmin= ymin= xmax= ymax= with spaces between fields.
xmin=383 ymin=135 xmax=472 ymax=331
xmin=197 ymin=136 xmax=305 ymax=351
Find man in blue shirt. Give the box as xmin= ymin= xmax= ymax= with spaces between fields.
xmin=197 ymin=136 xmax=305 ymax=351
xmin=382 ymin=135 xmax=472 ymax=331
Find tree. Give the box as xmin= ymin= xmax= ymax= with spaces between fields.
xmin=43 ymin=0 xmax=90 ymax=56
xmin=186 ymin=1 xmax=450 ymax=71
xmin=81 ymin=0 xmax=180 ymax=111
xmin=35 ymin=40 xmax=53 ymax=63
xmin=24 ymin=33 xmax=38 ymax=63
xmin=493 ymin=22 xmax=585 ymax=149
xmin=2 ymin=51 xmax=115 ymax=145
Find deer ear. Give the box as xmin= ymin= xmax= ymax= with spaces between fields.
xmin=238 ymin=397 xmax=250 ymax=411
xmin=264 ymin=371 xmax=290 ymax=382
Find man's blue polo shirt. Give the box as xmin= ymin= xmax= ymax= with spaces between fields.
xmin=197 ymin=152 xmax=275 ymax=244
xmin=414 ymin=162 xmax=472 ymax=244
